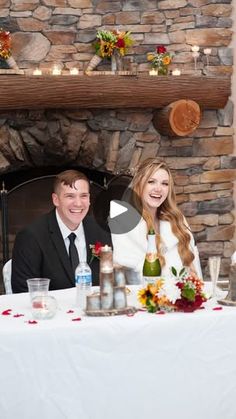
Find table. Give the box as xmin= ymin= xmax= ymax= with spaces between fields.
xmin=0 ymin=286 xmax=236 ymax=419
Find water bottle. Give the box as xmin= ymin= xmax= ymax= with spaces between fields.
xmin=75 ymin=262 xmax=92 ymax=310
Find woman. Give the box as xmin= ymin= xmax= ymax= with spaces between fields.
xmin=111 ymin=158 xmax=202 ymax=281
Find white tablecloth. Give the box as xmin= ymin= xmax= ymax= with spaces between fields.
xmin=0 ymin=286 xmax=236 ymax=419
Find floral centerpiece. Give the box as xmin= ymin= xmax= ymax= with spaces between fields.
xmin=0 ymin=28 xmax=18 ymax=69
xmin=86 ymin=29 xmax=133 ymax=72
xmin=147 ymin=45 xmax=172 ymax=75
xmin=138 ymin=267 xmax=207 ymax=313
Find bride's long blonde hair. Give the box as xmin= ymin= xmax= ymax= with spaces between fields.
xmin=131 ymin=158 xmax=194 ymax=268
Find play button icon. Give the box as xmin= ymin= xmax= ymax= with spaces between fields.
xmin=110 ymin=200 xmax=128 ymax=218
xmin=93 ymin=184 xmax=142 ymax=235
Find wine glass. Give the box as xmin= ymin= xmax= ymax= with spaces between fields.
xmin=208 ymin=256 xmax=221 ymax=298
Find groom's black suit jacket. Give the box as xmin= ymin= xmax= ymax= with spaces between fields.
xmin=11 ymin=210 xmax=112 ymax=293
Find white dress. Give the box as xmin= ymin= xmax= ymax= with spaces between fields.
xmin=111 ymin=217 xmax=203 ymax=283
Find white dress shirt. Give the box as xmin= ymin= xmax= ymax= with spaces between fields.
xmin=55 ymin=210 xmax=87 ymax=262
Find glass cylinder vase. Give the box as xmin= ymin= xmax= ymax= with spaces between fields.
xmin=111 ymin=52 xmax=123 ymax=72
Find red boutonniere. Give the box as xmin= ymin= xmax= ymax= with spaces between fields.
xmin=89 ymin=241 xmax=103 ymax=264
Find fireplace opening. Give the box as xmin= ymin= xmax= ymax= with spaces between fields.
xmin=0 ymin=165 xmax=132 ymax=272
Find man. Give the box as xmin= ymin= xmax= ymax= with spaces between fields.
xmin=11 ymin=170 xmax=112 ymax=292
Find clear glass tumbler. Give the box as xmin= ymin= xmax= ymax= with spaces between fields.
xmin=26 ymin=278 xmax=50 ymax=301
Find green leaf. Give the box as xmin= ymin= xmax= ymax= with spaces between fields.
xmin=179 ymin=267 xmax=186 ymax=278
xmin=147 ymin=304 xmax=158 ymax=313
xmin=171 ymin=266 xmax=177 ymax=276
xmin=182 ymin=285 xmax=195 ymax=301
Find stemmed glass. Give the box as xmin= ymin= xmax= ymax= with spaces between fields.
xmin=208 ymin=256 xmax=221 ymax=298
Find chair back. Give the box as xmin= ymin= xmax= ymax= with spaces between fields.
xmin=2 ymin=259 xmax=12 ymax=294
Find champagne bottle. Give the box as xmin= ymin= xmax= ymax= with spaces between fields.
xmin=143 ymin=229 xmax=161 ymax=284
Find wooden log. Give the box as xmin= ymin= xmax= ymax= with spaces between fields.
xmin=153 ymin=99 xmax=201 ymax=137
xmin=0 ymin=75 xmax=230 ymax=111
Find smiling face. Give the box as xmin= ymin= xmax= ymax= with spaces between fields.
xmin=52 ymin=179 xmax=90 ymax=230
xmin=142 ymin=168 xmax=170 ymax=214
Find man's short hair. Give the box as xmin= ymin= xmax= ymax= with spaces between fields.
xmin=53 ymin=170 xmax=89 ymax=193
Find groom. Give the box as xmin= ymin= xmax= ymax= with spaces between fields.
xmin=11 ymin=169 xmax=112 ymax=293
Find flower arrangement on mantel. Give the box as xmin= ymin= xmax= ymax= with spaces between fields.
xmin=147 ymin=45 xmax=172 ymax=75
xmin=138 ymin=267 xmax=207 ymax=313
xmin=0 ymin=28 xmax=19 ymax=70
xmin=86 ymin=29 xmax=133 ymax=72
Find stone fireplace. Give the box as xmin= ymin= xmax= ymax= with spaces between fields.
xmin=0 ymin=0 xmax=235 ymax=284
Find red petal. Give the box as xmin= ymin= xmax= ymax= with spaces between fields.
xmin=13 ymin=314 xmax=24 ymax=318
xmin=213 ymin=307 xmax=223 ymax=311
xmin=67 ymin=310 xmax=74 ymax=314
xmin=2 ymin=309 xmax=12 ymax=315
xmin=27 ymin=320 xmax=38 ymax=324
xmin=126 ymin=312 xmax=135 ymax=317
xmin=156 ymin=310 xmax=166 ymax=315
xmin=72 ymin=317 xmax=82 ymax=321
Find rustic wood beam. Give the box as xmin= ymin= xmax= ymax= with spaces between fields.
xmin=0 ymin=74 xmax=230 ymax=110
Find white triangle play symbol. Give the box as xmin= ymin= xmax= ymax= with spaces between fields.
xmin=110 ymin=200 xmax=128 ymax=219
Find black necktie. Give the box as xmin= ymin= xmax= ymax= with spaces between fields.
xmin=68 ymin=233 xmax=79 ymax=274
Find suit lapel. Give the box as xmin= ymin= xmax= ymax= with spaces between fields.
xmin=83 ymin=216 xmax=93 ymax=263
xmin=48 ymin=211 xmax=75 ymax=285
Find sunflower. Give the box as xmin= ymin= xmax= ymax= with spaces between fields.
xmin=100 ymin=40 xmax=114 ymax=57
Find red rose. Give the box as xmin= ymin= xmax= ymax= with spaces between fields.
xmin=156 ymin=45 xmax=166 ymax=54
xmin=94 ymin=241 xmax=103 ymax=256
xmin=116 ymin=38 xmax=125 ymax=48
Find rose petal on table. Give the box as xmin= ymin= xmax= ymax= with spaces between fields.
xmin=26 ymin=320 xmax=38 ymax=324
xmin=2 ymin=309 xmax=12 ymax=315
xmin=72 ymin=317 xmax=81 ymax=321
xmin=198 ymin=306 xmax=205 ymax=310
xmin=213 ymin=306 xmax=223 ymax=311
xmin=13 ymin=313 xmax=25 ymax=318
xmin=67 ymin=310 xmax=74 ymax=314
xmin=156 ymin=311 xmax=166 ymax=315
xmin=126 ymin=312 xmax=135 ymax=317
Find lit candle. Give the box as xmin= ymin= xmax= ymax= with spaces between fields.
xmin=191 ymin=45 xmax=200 ymax=52
xmin=33 ymin=68 xmax=42 ymax=76
xmin=203 ymin=48 xmax=212 ymax=55
xmin=101 ymin=245 xmax=112 ymax=252
xmin=52 ymin=65 xmax=62 ymax=75
xmin=172 ymin=69 xmax=181 ymax=76
xmin=149 ymin=69 xmax=158 ymax=76
xmin=70 ymin=67 xmax=79 ymax=75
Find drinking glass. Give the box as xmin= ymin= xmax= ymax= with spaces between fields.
xmin=26 ymin=278 xmax=50 ymax=301
xmin=208 ymin=256 xmax=221 ymax=298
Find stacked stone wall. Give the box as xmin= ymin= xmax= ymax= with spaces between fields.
xmin=0 ymin=0 xmax=235 ymax=279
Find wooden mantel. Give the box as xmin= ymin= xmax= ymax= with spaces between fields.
xmin=0 ymin=74 xmax=230 ymax=110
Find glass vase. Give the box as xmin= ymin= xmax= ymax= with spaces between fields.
xmin=111 ymin=52 xmax=123 ymax=72
xmin=157 ymin=66 xmax=168 ymax=75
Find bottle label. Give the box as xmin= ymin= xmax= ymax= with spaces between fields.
xmin=143 ymin=276 xmax=160 ymax=285
xmin=145 ymin=252 xmax=158 ymax=263
xmin=75 ymin=274 xmax=92 ymax=285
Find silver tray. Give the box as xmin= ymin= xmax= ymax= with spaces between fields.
xmin=85 ymin=305 xmax=137 ymax=317
xmin=218 ymin=298 xmax=236 ymax=307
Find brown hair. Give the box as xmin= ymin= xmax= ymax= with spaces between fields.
xmin=53 ymin=170 xmax=89 ymax=193
xmin=131 ymin=158 xmax=194 ymax=268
